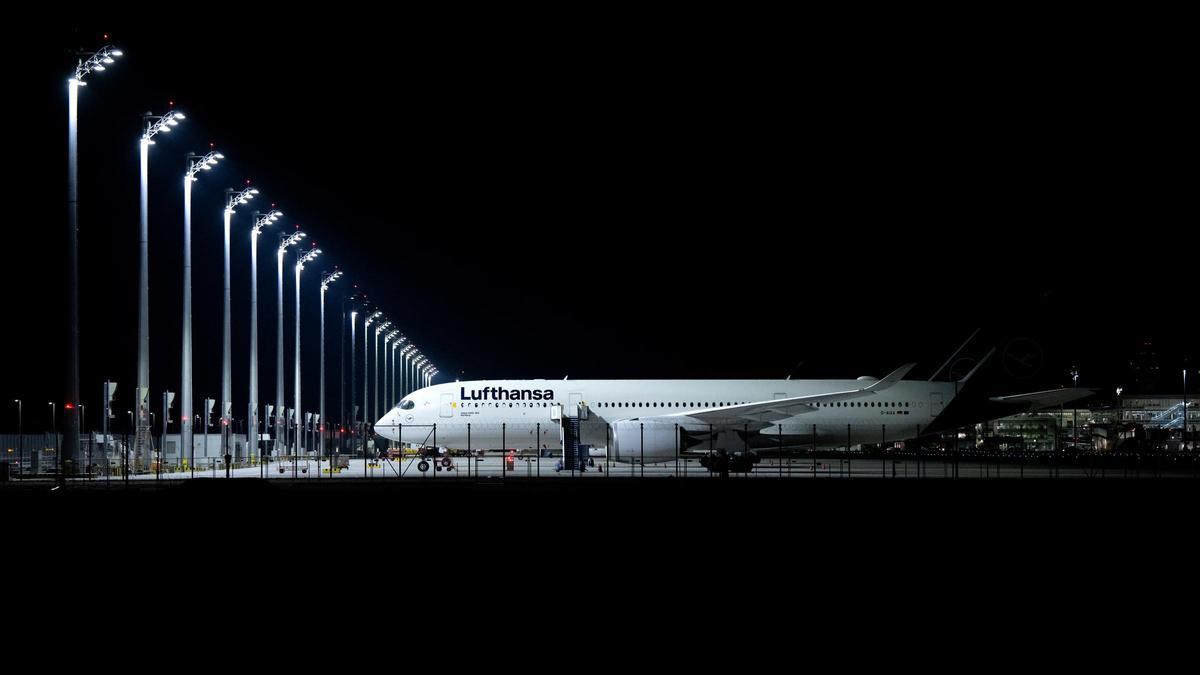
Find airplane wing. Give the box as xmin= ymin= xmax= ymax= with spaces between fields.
xmin=989 ymin=388 xmax=1095 ymax=410
xmin=643 ymin=363 xmax=917 ymax=426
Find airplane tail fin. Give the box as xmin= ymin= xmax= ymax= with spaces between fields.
xmin=958 ymin=348 xmax=995 ymax=387
xmin=929 ymin=328 xmax=982 ymax=381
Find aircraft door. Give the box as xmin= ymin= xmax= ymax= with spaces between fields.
xmin=930 ymin=393 xmax=945 ymax=417
xmin=440 ymin=393 xmax=454 ymax=418
xmin=569 ymin=392 xmax=583 ymax=417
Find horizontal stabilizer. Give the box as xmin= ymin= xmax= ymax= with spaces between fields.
xmin=989 ymin=388 xmax=1095 ymax=410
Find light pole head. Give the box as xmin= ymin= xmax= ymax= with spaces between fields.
xmin=320 ymin=269 xmax=343 ymax=291
xmin=142 ymin=109 xmax=185 ymax=144
xmin=226 ymin=183 xmax=259 ymax=212
xmin=297 ymin=245 xmax=321 ymax=271
xmin=252 ymin=208 xmax=282 ymax=234
xmin=72 ymin=44 xmax=123 ymax=85
xmin=186 ymin=149 xmax=222 ymax=181
xmin=279 ymin=229 xmax=305 ymax=253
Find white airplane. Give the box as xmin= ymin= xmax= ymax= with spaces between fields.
xmin=374 ymin=356 xmax=1093 ymax=465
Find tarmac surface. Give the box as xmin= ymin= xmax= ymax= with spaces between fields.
xmin=33 ymin=454 xmax=1194 ymax=481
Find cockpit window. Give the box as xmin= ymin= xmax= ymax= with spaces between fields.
xmin=399 ymin=399 xmax=415 ymax=410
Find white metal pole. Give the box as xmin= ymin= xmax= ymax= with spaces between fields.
xmin=320 ymin=284 xmax=326 ymax=460
xmin=180 ymin=173 xmax=193 ymax=471
xmin=294 ymin=255 xmax=302 ymax=456
xmin=350 ymin=311 xmax=357 ymax=455
xmin=222 ymin=205 xmax=232 ymax=461
xmin=136 ymin=136 xmax=152 ymax=470
xmin=65 ymin=79 xmax=81 ymax=474
xmin=374 ymin=327 xmax=382 ymax=423
xmin=276 ymin=240 xmax=286 ymax=457
xmin=363 ymin=320 xmax=369 ymax=446
xmin=249 ymin=227 xmax=259 ymax=463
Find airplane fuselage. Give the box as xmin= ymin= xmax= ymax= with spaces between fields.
xmin=376 ymin=379 xmax=958 ymax=462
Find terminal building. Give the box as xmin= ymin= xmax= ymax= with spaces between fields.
xmin=987 ymin=394 xmax=1195 ymax=453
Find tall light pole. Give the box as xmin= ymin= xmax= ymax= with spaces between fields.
xmin=276 ymin=228 xmax=305 ymax=457
xmin=349 ymin=307 xmax=358 ymax=457
xmin=295 ymin=244 xmax=321 ymax=457
xmin=316 ymin=269 xmax=340 ymax=461
xmin=413 ymin=354 xmax=426 ymax=392
xmin=50 ymin=403 xmax=57 ymax=476
xmin=399 ymin=344 xmax=414 ymax=397
xmin=374 ymin=320 xmax=391 ymax=424
xmin=180 ymin=149 xmax=223 ymax=470
xmin=222 ymin=183 xmax=259 ymax=463
xmin=318 ymin=268 xmax=341 ymax=462
xmin=14 ymin=400 xmax=22 ymax=478
xmin=135 ymin=107 xmax=185 ymax=470
xmin=1067 ymin=366 xmax=1080 ymax=455
xmin=384 ymin=330 xmax=400 ymax=412
xmin=386 ymin=332 xmax=400 ymax=410
xmin=66 ymin=42 xmax=122 ymax=475
xmin=382 ymin=331 xmax=392 ymax=417
xmin=392 ymin=336 xmax=407 ymax=401
xmin=363 ymin=310 xmax=381 ymax=454
xmin=248 ymin=208 xmax=280 ymax=463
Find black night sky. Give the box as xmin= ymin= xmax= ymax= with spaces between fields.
xmin=5 ymin=14 xmax=1193 ymax=434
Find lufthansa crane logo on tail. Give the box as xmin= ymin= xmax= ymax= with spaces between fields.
xmin=1003 ymin=338 xmax=1044 ymax=379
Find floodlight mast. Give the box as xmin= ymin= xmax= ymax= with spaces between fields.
xmin=276 ymin=228 xmax=305 ymax=457
xmin=363 ymin=310 xmax=381 ymax=451
xmin=319 ymin=269 xmax=342 ymax=460
xmin=374 ymin=320 xmax=392 ymax=424
xmin=221 ymin=184 xmax=258 ymax=462
xmin=66 ymin=42 xmax=123 ymax=475
xmin=400 ymin=344 xmax=415 ymax=397
xmin=294 ymin=245 xmax=321 ymax=457
xmin=398 ymin=331 xmax=412 ymax=398
xmin=248 ymin=208 xmax=281 ymax=462
xmin=180 ymin=148 xmax=221 ymax=471
xmin=134 ymin=107 xmax=185 ymax=470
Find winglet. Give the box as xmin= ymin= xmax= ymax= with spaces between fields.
xmin=865 ymin=363 xmax=916 ymax=392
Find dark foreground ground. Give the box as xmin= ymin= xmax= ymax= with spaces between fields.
xmin=6 ymin=471 xmax=1195 ymax=542
xmin=5 ymin=472 xmax=1196 ymax=619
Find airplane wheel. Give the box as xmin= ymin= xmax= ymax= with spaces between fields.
xmin=418 ymin=460 xmax=430 ymax=472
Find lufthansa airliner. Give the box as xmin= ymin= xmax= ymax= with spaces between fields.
xmin=374 ymin=357 xmax=1091 ymax=463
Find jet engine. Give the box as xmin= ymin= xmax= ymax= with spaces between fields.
xmin=609 ymin=421 xmax=684 ymax=463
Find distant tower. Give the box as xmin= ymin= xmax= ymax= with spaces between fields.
xmin=1128 ymin=336 xmax=1161 ymax=393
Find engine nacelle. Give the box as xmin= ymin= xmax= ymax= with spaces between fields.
xmin=609 ymin=421 xmax=681 ymax=464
